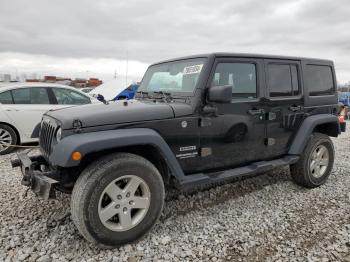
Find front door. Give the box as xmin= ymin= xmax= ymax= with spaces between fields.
xmin=263 ymin=59 xmax=304 ymax=157
xmin=198 ymin=58 xmax=267 ymax=172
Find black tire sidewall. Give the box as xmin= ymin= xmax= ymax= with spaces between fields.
xmin=304 ymin=135 xmax=334 ymax=186
xmin=83 ymin=157 xmax=164 ymax=246
xmin=0 ymin=124 xmax=17 ymax=155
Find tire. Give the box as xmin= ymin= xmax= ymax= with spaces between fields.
xmin=0 ymin=124 xmax=17 ymax=155
xmin=71 ymin=153 xmax=165 ymax=247
xmin=290 ymin=132 xmax=335 ymax=188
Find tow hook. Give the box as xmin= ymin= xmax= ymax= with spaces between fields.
xmin=21 ymin=176 xmax=31 ymax=187
xmin=13 ymin=153 xmax=59 ymax=199
xmin=21 ymin=168 xmax=32 ymax=187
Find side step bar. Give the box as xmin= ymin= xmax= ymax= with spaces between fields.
xmin=177 ymin=155 xmax=299 ymax=189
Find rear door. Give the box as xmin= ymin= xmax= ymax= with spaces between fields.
xmin=1 ymin=87 xmax=53 ymax=140
xmin=263 ymin=59 xmax=304 ymax=157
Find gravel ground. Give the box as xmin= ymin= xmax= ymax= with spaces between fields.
xmin=0 ymin=127 xmax=350 ymax=262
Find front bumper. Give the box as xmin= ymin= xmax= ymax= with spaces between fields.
xmin=11 ymin=153 xmax=59 ymax=199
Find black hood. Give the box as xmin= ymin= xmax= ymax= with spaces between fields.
xmin=45 ymin=100 xmax=177 ymax=129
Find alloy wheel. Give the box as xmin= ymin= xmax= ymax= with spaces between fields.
xmin=0 ymin=128 xmax=12 ymax=152
xmin=309 ymin=144 xmax=329 ymax=178
xmin=98 ymin=175 xmax=151 ymax=232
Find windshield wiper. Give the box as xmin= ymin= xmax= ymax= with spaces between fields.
xmin=136 ymin=91 xmax=149 ymax=99
xmin=152 ymin=91 xmax=173 ymax=102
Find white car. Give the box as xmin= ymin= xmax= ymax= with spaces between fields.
xmin=80 ymin=87 xmax=94 ymax=94
xmin=0 ymin=83 xmax=97 ymax=154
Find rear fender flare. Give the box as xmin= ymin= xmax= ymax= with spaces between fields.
xmin=288 ymin=114 xmax=340 ymax=155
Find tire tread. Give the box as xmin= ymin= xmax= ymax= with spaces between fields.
xmin=71 ymin=153 xmax=164 ymax=247
xmin=290 ymin=132 xmax=334 ymax=188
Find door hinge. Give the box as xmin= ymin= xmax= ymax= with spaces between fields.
xmin=200 ymin=117 xmax=212 ymax=127
xmin=267 ymin=112 xmax=277 ymax=121
xmin=264 ymin=138 xmax=276 ymax=146
xmin=200 ymin=147 xmax=212 ymax=157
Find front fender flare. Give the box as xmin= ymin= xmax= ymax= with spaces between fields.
xmin=48 ymin=128 xmax=186 ymax=181
xmin=288 ymin=114 xmax=340 ymax=155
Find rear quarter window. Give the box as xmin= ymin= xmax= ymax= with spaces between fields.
xmin=305 ymin=65 xmax=335 ymax=96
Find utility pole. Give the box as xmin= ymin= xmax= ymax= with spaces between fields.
xmin=125 ymin=51 xmax=129 ymax=88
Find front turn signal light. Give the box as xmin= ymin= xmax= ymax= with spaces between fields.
xmin=72 ymin=151 xmax=82 ymax=161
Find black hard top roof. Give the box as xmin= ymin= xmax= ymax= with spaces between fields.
xmin=151 ymin=52 xmax=333 ymax=66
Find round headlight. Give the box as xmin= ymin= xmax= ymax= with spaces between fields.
xmin=56 ymin=127 xmax=62 ymax=142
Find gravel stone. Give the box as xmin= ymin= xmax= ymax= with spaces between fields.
xmin=0 ymin=126 xmax=349 ymax=261
xmin=160 ymin=236 xmax=171 ymax=245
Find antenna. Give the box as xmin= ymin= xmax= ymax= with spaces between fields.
xmin=125 ymin=50 xmax=128 ymax=87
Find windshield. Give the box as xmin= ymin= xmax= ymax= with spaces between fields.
xmin=138 ymin=58 xmax=206 ymax=94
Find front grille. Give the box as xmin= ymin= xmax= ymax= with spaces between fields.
xmin=39 ymin=119 xmax=57 ymax=158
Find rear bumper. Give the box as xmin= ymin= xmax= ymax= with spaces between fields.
xmin=11 ymin=153 xmax=58 ymax=199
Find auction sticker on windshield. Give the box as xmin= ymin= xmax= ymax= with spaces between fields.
xmin=183 ymin=64 xmax=203 ymax=75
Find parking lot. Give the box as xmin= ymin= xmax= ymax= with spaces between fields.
xmin=0 ymin=125 xmax=349 ymax=261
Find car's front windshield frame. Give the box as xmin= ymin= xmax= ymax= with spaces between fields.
xmin=138 ymin=58 xmax=208 ymax=98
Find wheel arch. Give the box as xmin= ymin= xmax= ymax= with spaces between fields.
xmin=81 ymin=145 xmax=172 ymax=184
xmin=49 ymin=128 xmax=186 ymax=183
xmin=288 ymin=114 xmax=339 ymax=155
xmin=0 ymin=121 xmax=20 ymax=144
xmin=312 ymin=121 xmax=340 ymax=137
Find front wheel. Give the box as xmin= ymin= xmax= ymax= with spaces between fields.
xmin=290 ymin=132 xmax=335 ymax=188
xmin=71 ymin=153 xmax=165 ymax=247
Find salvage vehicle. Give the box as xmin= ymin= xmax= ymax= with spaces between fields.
xmin=0 ymin=83 xmax=98 ymax=154
xmin=12 ymin=53 xmax=345 ymax=247
xmin=89 ymin=79 xmax=139 ymax=101
xmin=115 ymin=83 xmax=139 ymax=100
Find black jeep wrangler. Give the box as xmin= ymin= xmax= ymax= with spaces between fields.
xmin=12 ymin=53 xmax=345 ymax=247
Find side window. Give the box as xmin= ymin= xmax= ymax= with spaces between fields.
xmin=0 ymin=91 xmax=13 ymax=104
xmin=53 ymin=88 xmax=90 ymax=105
xmin=30 ymin=87 xmax=50 ymax=104
xmin=268 ymin=64 xmax=300 ymax=97
xmin=305 ymin=65 xmax=334 ymax=96
xmin=12 ymin=87 xmax=50 ymax=104
xmin=12 ymin=88 xmax=31 ymax=104
xmin=212 ymin=63 xmax=257 ymax=99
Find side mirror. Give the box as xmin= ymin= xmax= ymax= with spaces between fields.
xmin=208 ymin=85 xmax=232 ymax=103
xmin=97 ymin=94 xmax=108 ymax=104
xmin=97 ymin=94 xmax=105 ymax=101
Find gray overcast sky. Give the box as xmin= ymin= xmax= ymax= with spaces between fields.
xmin=0 ymin=0 xmax=349 ymax=83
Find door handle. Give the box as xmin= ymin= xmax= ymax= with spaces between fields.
xmin=288 ymin=105 xmax=302 ymax=112
xmin=248 ymin=108 xmax=265 ymax=115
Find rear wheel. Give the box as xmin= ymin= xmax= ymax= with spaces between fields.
xmin=0 ymin=124 xmax=17 ymax=155
xmin=71 ymin=153 xmax=165 ymax=247
xmin=290 ymin=132 xmax=334 ymax=188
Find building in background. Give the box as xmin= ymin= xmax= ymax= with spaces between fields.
xmin=88 ymin=78 xmax=103 ymax=87
xmin=1 ymin=73 xmax=103 ymax=88
xmin=44 ymin=76 xmax=57 ymax=82
xmin=56 ymin=77 xmax=72 ymax=86
xmin=73 ymin=78 xmax=88 ymax=88
xmin=26 ymin=79 xmax=40 ymax=82
xmin=3 ymin=74 xmax=11 ymax=82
